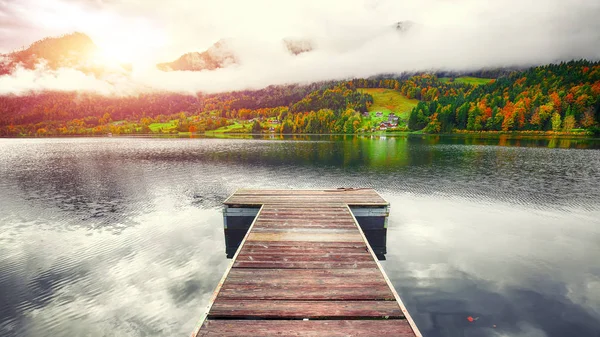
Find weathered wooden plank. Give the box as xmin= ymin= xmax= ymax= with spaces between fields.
xmin=256 ymin=217 xmax=355 ymax=221
xmin=236 ymin=253 xmax=373 ymax=261
xmin=231 ymin=194 xmax=383 ymax=199
xmin=260 ymin=205 xmax=350 ymax=207
xmin=235 ymin=253 xmax=373 ymax=262
xmin=233 ymin=195 xmax=381 ymax=199
xmin=239 ymin=247 xmax=370 ymax=255
xmin=225 ymin=268 xmax=382 ymax=278
xmin=226 ymin=267 xmax=381 ymax=276
xmin=242 ymin=241 xmax=368 ymax=248
xmin=257 ymin=208 xmax=350 ymax=211
xmin=265 ymin=203 xmax=352 ymax=210
xmin=218 ymin=284 xmax=395 ymax=300
xmin=255 ymin=219 xmax=357 ymax=223
xmin=251 ymin=228 xmax=359 ymax=234
xmin=228 ymin=197 xmax=389 ymax=202
xmin=199 ymin=319 xmax=415 ymax=337
xmin=232 ymin=261 xmax=378 ymax=269
xmin=238 ymin=243 xmax=370 ymax=254
xmin=229 ymin=192 xmax=381 ymax=196
xmin=233 ymin=189 xmax=380 ymax=194
xmin=224 ymin=272 xmax=386 ymax=286
xmin=262 ymin=205 xmax=349 ymax=209
xmin=227 ymin=194 xmax=378 ymax=197
xmin=254 ymin=222 xmax=357 ymax=226
xmin=256 ymin=219 xmax=358 ymax=223
xmin=257 ymin=216 xmax=355 ymax=220
xmin=209 ymin=300 xmax=404 ymax=319
xmin=222 ymin=278 xmax=386 ymax=287
xmin=237 ymin=253 xmax=373 ymax=260
xmin=252 ymin=227 xmax=358 ymax=231
xmin=253 ymin=224 xmax=357 ymax=229
xmin=223 ymin=275 xmax=385 ymax=286
xmin=246 ymin=232 xmax=364 ymax=242
xmin=258 ymin=213 xmax=351 ymax=218
xmin=257 ymin=217 xmax=353 ymax=221
xmin=229 ymin=202 xmax=390 ymax=207
xmin=231 ymin=191 xmax=377 ymax=194
xmin=257 ymin=217 xmax=356 ymax=224
xmin=260 ymin=210 xmax=350 ymax=214
xmin=227 ymin=195 xmax=385 ymax=201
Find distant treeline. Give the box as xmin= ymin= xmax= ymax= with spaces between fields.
xmin=407 ymin=60 xmax=600 ymax=133
xmin=1 ymin=60 xmax=600 ymax=136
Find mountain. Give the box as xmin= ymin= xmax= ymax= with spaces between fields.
xmin=157 ymin=37 xmax=316 ymax=72
xmin=394 ymin=21 xmax=415 ymax=33
xmin=0 ymin=32 xmax=98 ymax=75
xmin=156 ymin=39 xmax=237 ymax=72
xmin=283 ymin=38 xmax=314 ymax=55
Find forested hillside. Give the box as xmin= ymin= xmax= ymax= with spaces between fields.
xmin=407 ymin=60 xmax=600 ymax=133
xmin=1 ymin=60 xmax=599 ymax=136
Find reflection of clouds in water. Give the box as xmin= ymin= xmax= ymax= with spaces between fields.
xmin=0 ymin=207 xmax=228 ymax=336
xmin=568 ymin=278 xmax=600 ymax=317
xmin=382 ymin=193 xmax=600 ymax=337
xmin=491 ymin=322 xmax=548 ymax=337
xmin=1 ymin=138 xmax=600 ymax=337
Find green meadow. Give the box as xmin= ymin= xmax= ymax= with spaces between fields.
xmin=439 ymin=76 xmax=493 ymax=86
xmin=358 ymin=88 xmax=419 ymax=128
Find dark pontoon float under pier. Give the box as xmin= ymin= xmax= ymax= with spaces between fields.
xmin=192 ymin=188 xmax=421 ymax=337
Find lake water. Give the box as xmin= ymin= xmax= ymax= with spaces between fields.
xmin=0 ymin=135 xmax=599 ymax=337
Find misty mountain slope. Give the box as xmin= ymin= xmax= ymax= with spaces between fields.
xmin=157 ymin=37 xmax=317 ymax=72
xmin=156 ymin=40 xmax=237 ymax=72
xmin=0 ymin=32 xmax=98 ymax=75
xmin=394 ymin=20 xmax=415 ymax=33
xmin=283 ymin=38 xmax=314 ymax=55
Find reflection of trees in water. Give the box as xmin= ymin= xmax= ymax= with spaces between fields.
xmin=8 ymin=137 xmax=600 ymax=230
xmin=189 ymin=135 xmax=600 ymax=206
xmin=187 ymin=136 xmax=431 ymax=169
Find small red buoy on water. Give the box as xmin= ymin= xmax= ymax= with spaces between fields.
xmin=467 ymin=316 xmax=479 ymax=322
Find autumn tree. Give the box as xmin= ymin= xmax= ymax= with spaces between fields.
xmin=551 ymin=113 xmax=562 ymax=131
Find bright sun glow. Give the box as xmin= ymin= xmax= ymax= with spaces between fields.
xmin=93 ymin=44 xmax=137 ymax=65
xmin=89 ymin=18 xmax=168 ymax=67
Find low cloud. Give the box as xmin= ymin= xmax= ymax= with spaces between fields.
xmin=0 ymin=63 xmax=119 ymax=95
xmin=1 ymin=0 xmax=600 ymax=95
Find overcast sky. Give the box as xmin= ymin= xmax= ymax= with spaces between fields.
xmin=1 ymin=0 xmax=600 ymax=94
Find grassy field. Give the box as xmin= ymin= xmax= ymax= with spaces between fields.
xmin=148 ymin=121 xmax=177 ymax=133
xmin=358 ymin=88 xmax=419 ymax=129
xmin=439 ymin=76 xmax=493 ymax=86
xmin=207 ymin=122 xmax=250 ymax=134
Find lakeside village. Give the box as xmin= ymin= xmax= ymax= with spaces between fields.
xmin=369 ymin=111 xmax=399 ymax=131
xmin=263 ymin=111 xmax=399 ymax=133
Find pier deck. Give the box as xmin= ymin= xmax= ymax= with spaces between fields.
xmin=194 ymin=189 xmax=421 ymax=337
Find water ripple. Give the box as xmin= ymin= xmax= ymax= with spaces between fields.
xmin=0 ymin=137 xmax=598 ymax=337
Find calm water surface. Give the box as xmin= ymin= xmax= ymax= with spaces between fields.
xmin=0 ymin=136 xmax=599 ymax=337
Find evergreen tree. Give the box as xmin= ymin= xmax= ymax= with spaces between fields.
xmin=252 ymin=120 xmax=262 ymax=133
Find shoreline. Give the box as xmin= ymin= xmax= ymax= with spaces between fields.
xmin=1 ymin=131 xmax=599 ymax=140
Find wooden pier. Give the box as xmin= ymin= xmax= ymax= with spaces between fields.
xmin=193 ymin=189 xmax=421 ymax=337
